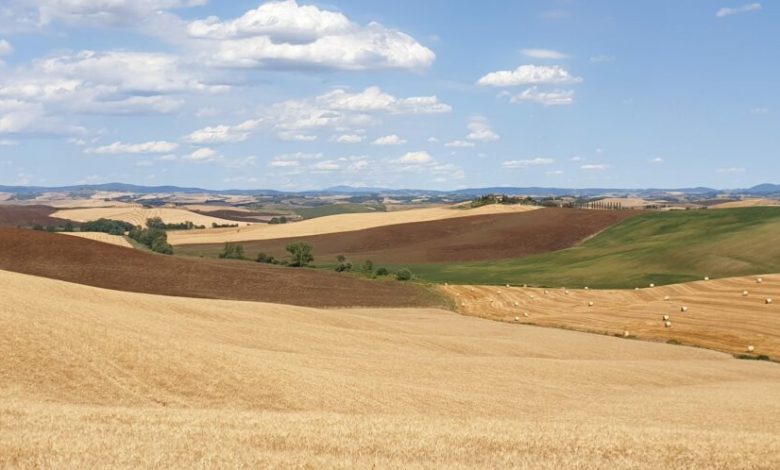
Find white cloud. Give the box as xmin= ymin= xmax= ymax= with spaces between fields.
xmin=311 ymin=160 xmax=341 ymax=171
xmin=277 ymin=131 xmax=317 ymax=141
xmin=466 ymin=116 xmax=500 ymax=141
xmin=649 ymin=157 xmax=664 ymax=164
xmin=372 ymin=134 xmax=406 ymax=146
xmin=397 ymin=151 xmax=433 ymax=165
xmin=521 ymin=49 xmax=568 ymax=60
xmin=502 ymin=158 xmax=555 ymax=168
xmin=546 ymin=170 xmax=564 ymax=175
xmin=717 ymin=167 xmax=746 ymax=173
xmin=183 ymin=147 xmax=220 ymax=162
xmin=86 ymin=140 xmax=179 ymax=155
xmin=716 ymin=3 xmax=762 ymax=17
xmin=445 ymin=140 xmax=475 ymax=148
xmin=332 ymin=133 xmax=364 ymax=144
xmin=508 ymin=87 xmax=575 ymax=106
xmin=317 ymin=87 xmax=451 ymax=115
xmin=427 ymin=136 xmax=439 ymax=143
xmin=0 ymin=40 xmax=12 ymax=56
xmin=187 ymin=0 xmax=435 ymax=71
xmin=477 ymin=65 xmax=582 ymax=87
xmin=581 ymin=164 xmax=610 ymax=171
xmin=589 ymin=54 xmax=615 ymax=63
xmin=184 ymin=124 xmax=250 ymax=144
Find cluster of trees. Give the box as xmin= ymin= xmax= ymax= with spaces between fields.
xmin=268 ymin=216 xmax=289 ymax=224
xmin=212 ymin=222 xmax=239 ymax=228
xmin=162 ymin=221 xmax=205 ymax=230
xmin=334 ymin=255 xmax=407 ymax=280
xmin=470 ymin=194 xmax=538 ymax=208
xmin=574 ymin=200 xmax=626 ymax=211
xmin=32 ymin=221 xmax=75 ymax=232
xmin=80 ymin=218 xmax=134 ymax=235
xmin=129 ymin=218 xmax=173 ymax=255
xmin=220 ymin=242 xmax=314 ymax=267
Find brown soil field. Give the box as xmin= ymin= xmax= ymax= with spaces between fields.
xmin=0 ymin=229 xmax=442 ymax=309
xmin=2 ymin=269 xmax=780 ymax=468
xmin=444 ymin=275 xmax=780 ymax=359
xmin=0 ymin=205 xmax=65 ymax=228
xmin=179 ymin=208 xmax=637 ymax=264
xmin=168 ymin=203 xmax=541 ymax=245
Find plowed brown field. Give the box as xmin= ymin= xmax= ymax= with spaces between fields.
xmin=0 ymin=205 xmax=63 ymax=228
xmin=178 ymin=208 xmax=637 ymax=263
xmin=0 ymin=229 xmax=443 ymax=308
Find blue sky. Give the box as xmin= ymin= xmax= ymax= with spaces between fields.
xmin=0 ymin=0 xmax=776 ymax=190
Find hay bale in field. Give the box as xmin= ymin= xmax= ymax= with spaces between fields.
xmin=506 ymin=284 xmax=511 ymax=288
xmin=623 ymin=330 xmax=630 ymax=338
xmin=649 ymin=283 xmax=655 ymax=288
xmin=664 ymin=321 xmax=672 ymax=328
xmin=704 ymin=276 xmax=710 ymax=281
xmin=514 ymin=316 xmax=520 ymax=322
xmin=663 ymin=315 xmax=670 ymax=321
xmin=680 ymin=306 xmax=688 ymax=313
xmin=742 ymin=291 xmax=749 ymax=297
xmin=757 ymin=278 xmax=763 ymax=284
xmin=584 ymin=286 xmax=589 ymax=290
xmin=664 ymin=295 xmax=670 ymax=301
xmin=523 ymin=312 xmax=529 ymax=317
xmin=512 ymin=301 xmax=519 ymax=307
xmin=766 ymin=298 xmax=774 ymax=305
xmin=747 ymin=345 xmax=755 ymax=353
xmin=588 ymin=301 xmax=594 ymax=307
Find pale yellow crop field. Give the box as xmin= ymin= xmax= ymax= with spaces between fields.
xmin=51 ymin=206 xmax=246 ymax=227
xmin=59 ymin=231 xmax=133 ymax=248
xmin=710 ymin=198 xmax=780 ymax=209
xmin=168 ymin=203 xmax=541 ymax=245
xmin=444 ymin=274 xmax=780 ymax=359
xmin=2 ymin=269 xmax=780 ymax=468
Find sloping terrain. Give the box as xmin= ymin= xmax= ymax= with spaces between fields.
xmin=178 ymin=208 xmax=637 ymax=264
xmin=2 ymin=269 xmax=780 ymax=468
xmin=60 ymin=231 xmax=133 ymax=248
xmin=710 ymin=198 xmax=780 ymax=209
xmin=0 ymin=205 xmax=64 ymax=228
xmin=51 ymin=206 xmax=244 ymax=227
xmin=444 ymin=274 xmax=780 ymax=359
xmin=168 ymin=203 xmax=541 ymax=245
xmin=404 ymin=207 xmax=780 ymax=287
xmin=0 ymin=229 xmax=442 ymax=308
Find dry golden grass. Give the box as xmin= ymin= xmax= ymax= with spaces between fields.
xmin=59 ymin=231 xmax=133 ymax=248
xmin=168 ymin=203 xmax=540 ymax=245
xmin=445 ymin=274 xmax=780 ymax=359
xmin=51 ymin=206 xmax=245 ymax=227
xmin=2 ymin=269 xmax=780 ymax=468
xmin=710 ymin=198 xmax=780 ymax=209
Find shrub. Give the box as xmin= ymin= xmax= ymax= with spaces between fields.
xmin=286 ymin=242 xmax=314 ymax=267
xmin=335 ymin=254 xmax=352 ymax=272
xmin=395 ymin=268 xmax=413 ymax=281
xmin=376 ymin=267 xmax=390 ymax=276
xmin=361 ymin=260 xmax=374 ymax=274
xmin=256 ymin=252 xmax=277 ymax=264
xmin=219 ymin=243 xmax=246 ymax=260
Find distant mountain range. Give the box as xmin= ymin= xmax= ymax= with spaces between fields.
xmin=0 ymin=182 xmax=778 ymax=198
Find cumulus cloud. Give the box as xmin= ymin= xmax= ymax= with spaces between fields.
xmin=372 ymin=134 xmax=406 ymax=146
xmin=716 ymin=167 xmax=746 ymax=173
xmin=716 ymin=3 xmax=761 ymax=17
xmin=187 ymin=0 xmax=435 ymax=70
xmin=466 ymin=116 xmax=500 ymax=141
xmin=24 ymin=0 xmax=206 ymax=27
xmin=86 ymin=140 xmax=179 ymax=155
xmin=184 ymin=86 xmax=450 ymax=144
xmin=502 ymin=158 xmax=555 ymax=168
xmin=649 ymin=157 xmax=664 ymax=164
xmin=445 ymin=140 xmax=475 ymax=148
xmin=397 ymin=151 xmax=433 ymax=165
xmin=477 ymin=65 xmax=582 ymax=87
xmin=0 ymin=39 xmax=12 ymax=56
xmin=182 ymin=147 xmax=221 ymax=162
xmin=507 ymin=87 xmax=575 ymax=106
xmin=581 ymin=164 xmax=611 ymax=171
xmin=521 ymin=48 xmax=568 ymax=59
xmin=332 ymin=133 xmax=364 ymax=144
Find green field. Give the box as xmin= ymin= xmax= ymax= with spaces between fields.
xmin=292 ymin=203 xmax=386 ymax=220
xmin=387 ymin=207 xmax=780 ymax=288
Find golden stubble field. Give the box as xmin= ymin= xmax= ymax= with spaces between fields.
xmin=59 ymin=231 xmax=133 ymax=248
xmin=167 ymin=203 xmax=541 ymax=245
xmin=51 ymin=206 xmax=244 ymax=227
xmin=2 ymin=269 xmax=780 ymax=468
xmin=444 ymin=275 xmax=780 ymax=359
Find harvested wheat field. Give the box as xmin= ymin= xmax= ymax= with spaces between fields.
xmin=444 ymin=275 xmax=780 ymax=359
xmin=51 ymin=206 xmax=244 ymax=227
xmin=178 ymin=208 xmax=637 ymax=263
xmin=0 ymin=229 xmax=442 ymax=308
xmin=60 ymin=231 xmax=133 ymax=248
xmin=168 ymin=203 xmax=541 ymax=245
xmin=2 ymin=269 xmax=780 ymax=468
xmin=710 ymin=198 xmax=780 ymax=209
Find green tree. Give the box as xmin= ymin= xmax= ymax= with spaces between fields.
xmin=395 ymin=268 xmax=413 ymax=281
xmin=286 ymin=242 xmax=314 ymax=267
xmin=219 ymin=243 xmax=245 ymax=260
xmin=376 ymin=267 xmax=390 ymax=276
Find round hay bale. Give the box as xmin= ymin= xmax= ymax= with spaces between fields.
xmin=664 ymin=321 xmax=672 ymax=328
xmin=766 ymin=298 xmax=774 ymax=305
xmin=514 ymin=316 xmax=520 ymax=322
xmin=747 ymin=345 xmax=755 ymax=353
xmin=742 ymin=290 xmax=749 ymax=297
xmin=649 ymin=283 xmax=655 ymax=288
xmin=623 ymin=330 xmax=630 ymax=338
xmin=584 ymin=286 xmax=589 ymax=290
xmin=680 ymin=306 xmax=688 ymax=313
xmin=757 ymin=278 xmax=764 ymax=284
xmin=704 ymin=276 xmax=710 ymax=281
xmin=664 ymin=295 xmax=670 ymax=301
xmin=513 ymin=301 xmax=519 ymax=307
xmin=663 ymin=315 xmax=670 ymax=321
xmin=506 ymin=284 xmax=511 ymax=288
xmin=523 ymin=312 xmax=529 ymax=317
xmin=588 ymin=301 xmax=594 ymax=307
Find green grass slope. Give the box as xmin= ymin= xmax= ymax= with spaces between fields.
xmin=395 ymin=207 xmax=780 ymax=288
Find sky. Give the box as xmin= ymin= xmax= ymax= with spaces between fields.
xmin=0 ymin=0 xmax=777 ymax=191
